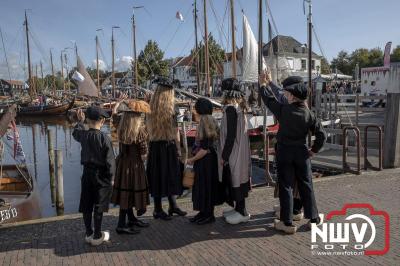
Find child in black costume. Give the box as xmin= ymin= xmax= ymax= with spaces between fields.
xmin=259 ymin=72 xmax=326 ymax=234
xmin=187 ymin=98 xmax=221 ymax=225
xmin=73 ymin=106 xmax=115 ymax=245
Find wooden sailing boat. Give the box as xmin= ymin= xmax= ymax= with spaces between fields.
xmin=17 ymin=12 xmax=74 ymax=117
xmin=0 ymin=104 xmax=41 ymax=224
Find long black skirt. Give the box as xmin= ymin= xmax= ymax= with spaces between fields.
xmin=192 ymin=150 xmax=223 ymax=212
xmin=147 ymin=140 xmax=183 ymax=198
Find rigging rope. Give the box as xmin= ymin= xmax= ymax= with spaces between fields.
xmin=0 ymin=27 xmax=12 ymax=81
xmin=163 ymin=4 xmax=193 ymax=54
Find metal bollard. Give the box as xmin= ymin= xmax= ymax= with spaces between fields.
xmin=342 ymin=126 xmax=361 ymax=175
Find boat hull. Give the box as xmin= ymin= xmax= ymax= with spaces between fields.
xmin=17 ymin=100 xmax=74 ymax=116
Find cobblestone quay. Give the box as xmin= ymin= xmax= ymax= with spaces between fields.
xmin=0 ymin=169 xmax=399 ymax=265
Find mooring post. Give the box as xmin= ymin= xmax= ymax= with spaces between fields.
xmin=55 ymin=149 xmax=64 ymax=215
xmin=47 ymin=129 xmax=56 ymax=204
xmin=383 ymin=93 xmax=400 ymax=168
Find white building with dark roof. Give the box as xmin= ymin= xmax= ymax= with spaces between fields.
xmin=223 ymin=35 xmax=323 ymax=83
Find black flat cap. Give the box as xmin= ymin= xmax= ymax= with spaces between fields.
xmin=282 ymin=76 xmax=308 ymax=100
xmin=195 ymin=98 xmax=213 ymax=115
xmin=221 ymin=78 xmax=240 ymax=92
xmin=85 ymin=106 xmax=110 ymax=121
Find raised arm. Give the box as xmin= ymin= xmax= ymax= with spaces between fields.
xmin=258 ymin=71 xmax=283 ymax=119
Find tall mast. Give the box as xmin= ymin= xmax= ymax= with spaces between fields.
xmin=111 ymin=27 xmax=116 ymax=98
xmin=60 ymin=51 xmax=65 ymax=90
xmin=50 ymin=49 xmax=56 ymax=95
xmin=40 ymin=60 xmax=44 ymax=80
xmin=306 ymin=0 xmax=313 ymax=107
xmin=40 ymin=61 xmax=44 ymax=93
xmin=203 ymin=0 xmax=210 ymax=96
xmin=35 ymin=64 xmax=38 ymax=94
xmin=230 ymin=0 xmax=237 ymax=78
xmin=193 ymin=0 xmax=201 ymax=94
xmin=75 ymin=43 xmax=78 ymax=67
xmin=95 ymin=35 xmax=100 ymax=92
xmin=258 ymin=0 xmax=263 ymax=75
xmin=132 ymin=9 xmax=139 ymax=96
xmin=24 ymin=11 xmax=34 ymax=97
xmin=64 ymin=53 xmax=69 ymax=91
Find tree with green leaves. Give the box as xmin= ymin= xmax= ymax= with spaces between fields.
xmin=190 ymin=34 xmax=225 ymax=78
xmin=137 ymin=40 xmax=169 ymax=85
xmin=331 ymin=50 xmax=352 ymax=75
xmin=320 ymin=57 xmax=331 ymax=74
xmin=391 ymin=45 xmax=400 ymax=62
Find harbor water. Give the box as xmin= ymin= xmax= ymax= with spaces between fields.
xmin=3 ymin=117 xmax=112 ymax=219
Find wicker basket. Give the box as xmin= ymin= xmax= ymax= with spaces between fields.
xmin=182 ymin=166 xmax=195 ymax=188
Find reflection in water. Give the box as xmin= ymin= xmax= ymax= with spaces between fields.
xmin=6 ymin=117 xmax=114 ymax=219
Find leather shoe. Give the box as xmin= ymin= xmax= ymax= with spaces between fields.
xmin=115 ymin=227 xmax=140 ymax=235
xmin=153 ymin=211 xmax=172 ymax=220
xmin=189 ymin=212 xmax=204 ymax=223
xmin=128 ymin=219 xmax=150 ymax=228
xmin=197 ymin=216 xmax=215 ymax=225
xmin=168 ymin=208 xmax=187 ymax=217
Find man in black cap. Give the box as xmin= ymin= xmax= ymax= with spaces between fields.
xmin=259 ymin=71 xmax=326 ymax=234
xmin=72 ymin=106 xmax=115 ymax=245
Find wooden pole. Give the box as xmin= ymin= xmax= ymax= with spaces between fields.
xmin=96 ymin=35 xmax=100 ymax=92
xmin=50 ymin=50 xmax=56 ymax=95
xmin=132 ymin=11 xmax=139 ymax=96
xmin=383 ymin=93 xmax=400 ymax=168
xmin=111 ymin=28 xmax=116 ymax=98
xmin=40 ymin=60 xmax=44 ymax=83
xmin=24 ymin=11 xmax=34 ymax=98
xmin=35 ymin=64 xmax=38 ymax=95
xmin=60 ymin=51 xmax=65 ymax=91
xmin=203 ymin=0 xmax=211 ymax=96
xmin=307 ymin=0 xmax=313 ymax=107
xmin=47 ymin=129 xmax=56 ymax=204
xmin=55 ymin=149 xmax=64 ymax=215
xmin=193 ymin=0 xmax=201 ymax=94
xmin=230 ymin=0 xmax=237 ymax=78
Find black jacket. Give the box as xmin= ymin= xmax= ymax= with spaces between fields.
xmin=72 ymin=123 xmax=116 ymax=179
xmin=259 ymin=84 xmax=326 ymax=153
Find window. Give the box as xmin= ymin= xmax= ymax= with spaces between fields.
xmin=312 ymin=60 xmax=315 ymax=70
xmin=287 ymin=58 xmax=294 ymax=70
xmin=301 ymin=59 xmax=307 ymax=70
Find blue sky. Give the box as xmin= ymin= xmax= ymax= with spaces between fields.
xmin=0 ymin=0 xmax=399 ymax=80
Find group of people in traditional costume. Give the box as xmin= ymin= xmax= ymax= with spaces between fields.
xmin=72 ymin=71 xmax=326 ymax=246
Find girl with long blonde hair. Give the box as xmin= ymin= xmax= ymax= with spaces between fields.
xmin=187 ymin=98 xmax=221 ymax=225
xmin=146 ymin=79 xmax=186 ymax=220
xmin=111 ymin=100 xmax=151 ymax=234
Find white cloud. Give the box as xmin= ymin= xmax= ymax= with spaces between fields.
xmin=90 ymin=56 xmax=132 ymax=72
xmin=115 ymin=56 xmax=133 ymax=72
xmin=0 ymin=52 xmax=27 ymax=81
xmin=91 ymin=59 xmax=107 ymax=71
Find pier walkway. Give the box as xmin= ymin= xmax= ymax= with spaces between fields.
xmin=0 ymin=169 xmax=399 ymax=265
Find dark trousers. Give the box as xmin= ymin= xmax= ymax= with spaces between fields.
xmin=276 ymin=144 xmax=319 ymax=224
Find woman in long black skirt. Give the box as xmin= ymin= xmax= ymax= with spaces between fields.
xmin=187 ymin=98 xmax=221 ymax=225
xmin=146 ymin=77 xmax=187 ymax=220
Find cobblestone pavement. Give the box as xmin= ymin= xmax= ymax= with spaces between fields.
xmin=0 ymin=169 xmax=399 ymax=265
